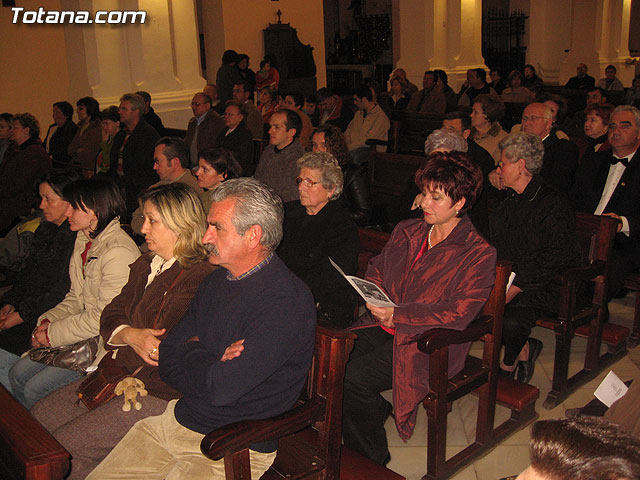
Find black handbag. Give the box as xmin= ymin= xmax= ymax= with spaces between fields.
xmin=28 ymin=335 xmax=100 ymax=374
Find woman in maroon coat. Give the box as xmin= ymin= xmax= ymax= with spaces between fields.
xmin=30 ymin=183 xmax=215 ymax=479
xmin=342 ymin=151 xmax=497 ymax=465
xmin=0 ymin=113 xmax=51 ymax=233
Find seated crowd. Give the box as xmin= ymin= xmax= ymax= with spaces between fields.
xmin=0 ymin=51 xmax=639 ymax=478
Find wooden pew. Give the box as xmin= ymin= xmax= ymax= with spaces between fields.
xmin=368 ymin=151 xmax=425 ymax=207
xmin=623 ymin=273 xmax=640 ymax=348
xmin=390 ymin=111 xmax=445 ymax=154
xmin=0 ymin=385 xmax=69 ymax=480
xmin=418 ymin=261 xmax=539 ymax=480
xmin=536 ymin=213 xmax=629 ymax=409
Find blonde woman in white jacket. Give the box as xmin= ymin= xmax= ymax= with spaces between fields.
xmin=6 ymin=178 xmax=139 ymax=408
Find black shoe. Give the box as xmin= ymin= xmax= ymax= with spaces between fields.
xmin=516 ymin=338 xmax=543 ymax=384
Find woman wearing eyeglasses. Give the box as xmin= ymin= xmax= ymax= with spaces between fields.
xmin=277 ymin=151 xmax=359 ymax=328
xmin=215 ymin=100 xmax=254 ymax=176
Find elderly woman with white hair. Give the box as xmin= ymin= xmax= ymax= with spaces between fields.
xmin=278 ymin=151 xmax=360 ymax=328
xmin=489 ymin=132 xmax=579 ymax=384
xmin=407 ymin=128 xmax=491 ymax=237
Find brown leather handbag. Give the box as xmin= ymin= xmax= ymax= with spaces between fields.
xmin=75 ymin=355 xmax=140 ymax=410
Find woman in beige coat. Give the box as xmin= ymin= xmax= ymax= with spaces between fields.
xmin=6 ymin=178 xmax=139 ymax=408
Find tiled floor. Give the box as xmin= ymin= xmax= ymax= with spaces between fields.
xmin=384 ymin=293 xmax=640 ymax=480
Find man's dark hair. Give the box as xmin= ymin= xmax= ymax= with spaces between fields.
xmin=316 ymin=87 xmax=333 ymax=103
xmin=234 ymin=81 xmax=253 ymax=95
xmin=529 ymin=417 xmax=640 ymax=480
xmin=354 ymin=84 xmax=374 ymax=101
xmin=135 ymin=91 xmax=151 ymax=104
xmin=285 ymin=92 xmax=304 ymax=108
xmin=473 ymin=68 xmax=487 ymax=84
xmin=589 ymin=86 xmax=607 ymax=99
xmin=222 ymin=50 xmax=238 ymax=64
xmin=433 ymin=69 xmax=449 ymax=85
xmin=275 ymin=109 xmax=302 ymax=139
xmin=605 ymin=64 xmax=617 ymax=73
xmin=445 ymin=109 xmax=472 ymax=131
xmin=155 ymin=137 xmax=190 ymax=169
xmin=53 ymin=101 xmax=74 ymax=120
xmin=224 ymin=99 xmax=247 ymax=119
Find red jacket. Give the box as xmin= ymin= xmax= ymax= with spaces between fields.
xmin=363 ymin=215 xmax=496 ymax=439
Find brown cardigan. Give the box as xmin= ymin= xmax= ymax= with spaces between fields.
xmin=100 ymin=253 xmax=216 ymax=400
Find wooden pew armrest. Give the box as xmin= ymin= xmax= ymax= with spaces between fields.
xmin=556 ymin=261 xmax=605 ymax=283
xmin=201 ymin=396 xmax=326 ymax=461
xmin=417 ymin=315 xmax=493 ymax=354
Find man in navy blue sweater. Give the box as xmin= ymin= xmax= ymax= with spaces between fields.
xmin=89 ymin=178 xmax=317 ymax=479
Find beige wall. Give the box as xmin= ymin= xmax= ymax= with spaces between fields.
xmin=207 ymin=0 xmax=327 ymax=88
xmin=0 ymin=0 xmax=70 ymax=135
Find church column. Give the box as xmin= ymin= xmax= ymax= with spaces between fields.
xmin=393 ymin=0 xmax=487 ymax=91
xmin=63 ymin=0 xmax=205 ymax=128
xmin=557 ymin=0 xmax=633 ymax=85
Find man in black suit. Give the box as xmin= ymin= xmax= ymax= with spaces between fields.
xmin=109 ymin=93 xmax=160 ymax=218
xmin=572 ymin=105 xmax=640 ymax=297
xmin=489 ymin=103 xmax=578 ymax=194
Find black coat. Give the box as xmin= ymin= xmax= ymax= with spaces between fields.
xmin=109 ymin=119 xmax=160 ymax=213
xmin=278 ymin=200 xmax=360 ymax=328
xmin=540 ymin=134 xmax=579 ymax=194
xmin=341 ymin=163 xmax=372 ymax=226
xmin=215 ymin=123 xmax=255 ymax=176
xmin=0 ymin=220 xmax=76 ymax=355
xmin=143 ymin=107 xmax=165 ymax=136
xmin=489 ymin=175 xmax=579 ymax=312
xmin=43 ymin=120 xmax=78 ymax=167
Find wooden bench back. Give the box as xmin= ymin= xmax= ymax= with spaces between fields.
xmin=390 ymin=112 xmax=445 ymax=154
xmin=357 ymin=228 xmax=391 ymax=277
xmin=368 ymin=152 xmax=425 ymax=205
xmin=575 ymin=213 xmax=617 ymax=266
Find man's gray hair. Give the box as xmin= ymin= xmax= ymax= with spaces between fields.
xmin=120 ymin=93 xmax=145 ymax=113
xmin=499 ymin=132 xmax=544 ymax=175
xmin=296 ymin=151 xmax=344 ymax=200
xmin=210 ymin=178 xmax=284 ymax=251
xmin=612 ymin=105 xmax=640 ymax=128
xmin=424 ymin=129 xmax=468 ymax=155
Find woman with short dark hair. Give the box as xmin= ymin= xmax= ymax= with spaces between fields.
xmin=68 ymin=96 xmax=102 ymax=171
xmin=3 ymin=177 xmax=140 ymax=408
xmin=471 ymin=94 xmax=508 ymax=164
xmin=43 ymin=102 xmax=78 ymax=167
xmin=215 ymin=100 xmax=254 ymax=176
xmin=0 ymin=170 xmax=82 ymax=356
xmin=95 ymin=106 xmax=120 ymax=174
xmin=0 ymin=113 xmax=51 ymax=233
xmin=342 ymin=150 xmax=496 ymax=465
xmin=196 ymin=147 xmax=242 ymax=213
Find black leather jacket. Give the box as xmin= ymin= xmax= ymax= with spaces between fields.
xmin=341 ymin=163 xmax=372 ymax=226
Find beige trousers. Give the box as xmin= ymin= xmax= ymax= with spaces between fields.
xmin=87 ymin=400 xmax=276 ymax=479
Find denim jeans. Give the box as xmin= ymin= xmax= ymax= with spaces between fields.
xmin=9 ymin=355 xmax=81 ymax=409
xmin=0 ymin=348 xmax=20 ymax=392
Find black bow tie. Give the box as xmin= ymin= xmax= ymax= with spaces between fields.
xmin=611 ymin=156 xmax=629 ymax=167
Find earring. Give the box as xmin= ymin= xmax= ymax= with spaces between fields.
xmin=455 ymin=209 xmax=459 ymax=215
